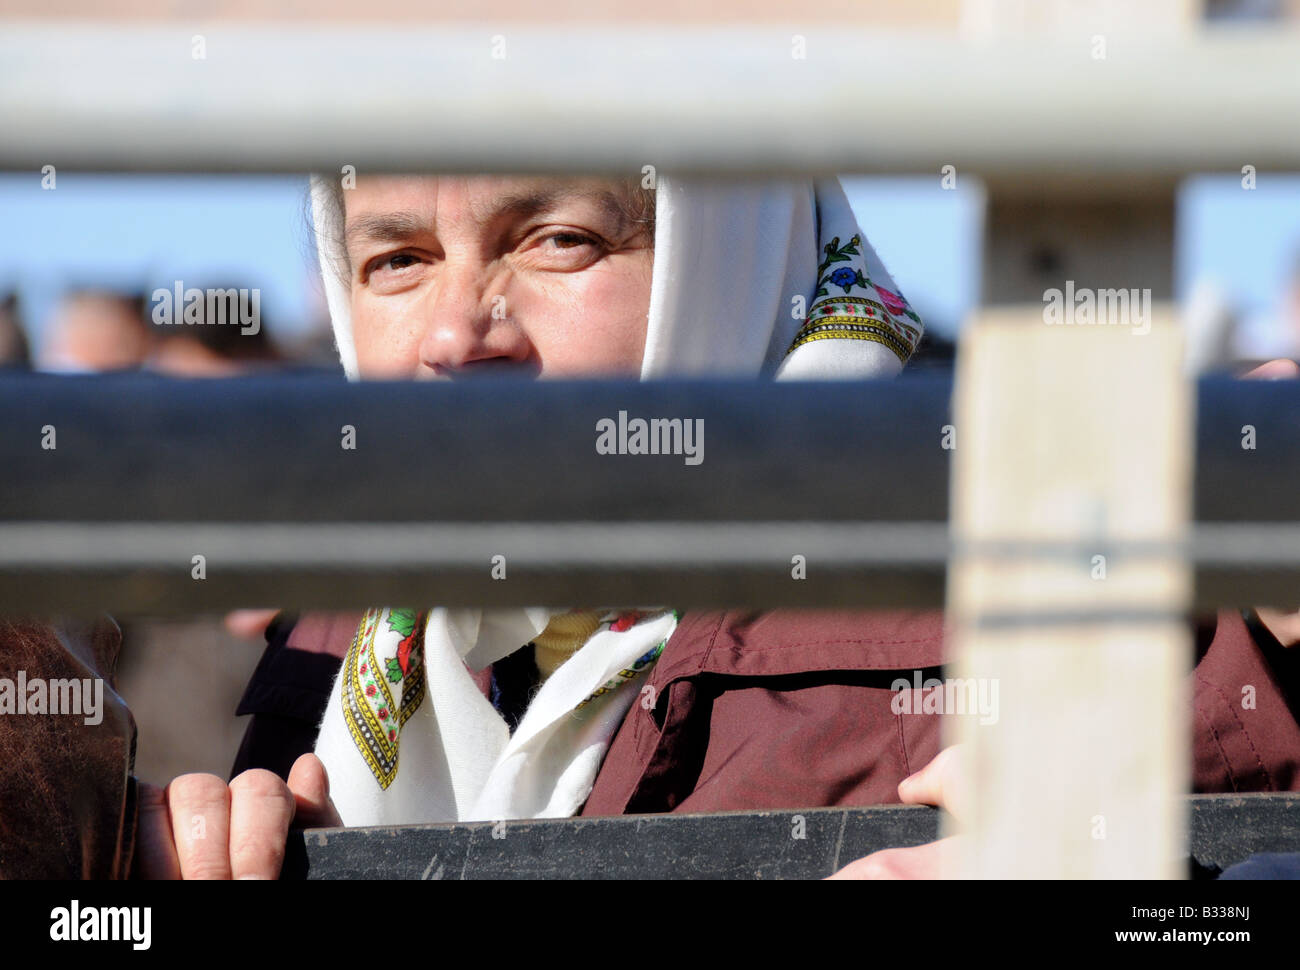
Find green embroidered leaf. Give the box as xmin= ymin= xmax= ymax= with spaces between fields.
xmin=388 ymin=608 xmax=418 ymax=638
xmin=386 ymin=657 xmax=403 ymax=682
xmin=815 ymin=287 xmax=828 ymax=298
xmin=905 ymin=309 xmax=921 ymax=323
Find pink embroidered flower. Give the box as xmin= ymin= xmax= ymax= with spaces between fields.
xmin=359 ymin=664 xmax=367 ymax=675
xmin=388 ymin=729 xmax=397 ymax=741
xmin=378 ymin=708 xmax=389 ymax=720
xmin=366 ymin=684 xmax=377 ymax=697
xmin=876 ymin=286 xmax=907 ymax=316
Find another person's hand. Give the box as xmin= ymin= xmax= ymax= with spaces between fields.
xmin=1242 ymin=358 xmax=1299 ymax=380
xmin=133 ymin=753 xmax=340 ymax=879
xmin=223 ymin=608 xmax=280 ymax=642
xmin=827 ymin=744 xmax=966 ymax=880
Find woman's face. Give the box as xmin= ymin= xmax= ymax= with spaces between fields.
xmin=342 ymin=175 xmax=654 ymax=379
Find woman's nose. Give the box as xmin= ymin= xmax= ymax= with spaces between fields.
xmin=417 ymin=266 xmax=534 ymax=377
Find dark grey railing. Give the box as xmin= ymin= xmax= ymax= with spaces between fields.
xmin=284 ymin=795 xmax=1300 ymax=879
xmin=1 ymin=374 xmax=1299 ymax=612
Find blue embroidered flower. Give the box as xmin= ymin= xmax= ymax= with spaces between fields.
xmin=829 ymin=267 xmax=857 ymax=289
xmin=815 ymin=235 xmax=866 ymax=298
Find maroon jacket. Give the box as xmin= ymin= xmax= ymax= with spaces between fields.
xmin=234 ymin=608 xmax=1300 ymax=810
xmin=0 ymin=618 xmax=137 ymax=879
xmin=8 ymin=608 xmax=1291 ymax=879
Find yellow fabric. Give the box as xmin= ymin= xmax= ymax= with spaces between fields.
xmin=533 ymin=609 xmax=604 ymax=680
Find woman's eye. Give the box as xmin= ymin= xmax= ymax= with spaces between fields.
xmin=360 ymin=252 xmax=430 ymax=292
xmin=544 ymin=232 xmax=599 ymax=250
xmin=362 ymin=253 xmax=428 ymax=287
xmin=377 ymin=253 xmax=420 ymax=272
xmin=526 ymin=231 xmax=608 ymax=270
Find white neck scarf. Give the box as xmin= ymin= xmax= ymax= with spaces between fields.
xmin=310 ymin=175 xmax=923 ymax=824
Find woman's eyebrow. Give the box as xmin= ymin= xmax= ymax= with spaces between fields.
xmin=344 ymin=212 xmax=431 ymax=251
xmin=344 ymin=188 xmax=634 ymax=253
xmin=468 ymin=188 xmax=631 ymax=231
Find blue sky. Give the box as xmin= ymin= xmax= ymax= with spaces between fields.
xmin=2 ymin=172 xmax=1297 ymax=352
xmin=1177 ymin=174 xmax=1300 ymax=322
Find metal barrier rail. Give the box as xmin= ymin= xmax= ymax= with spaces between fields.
xmin=0 ymin=374 xmax=1298 ymax=612
xmin=3 ymin=24 xmax=1300 ymax=175
xmin=283 ymin=795 xmax=1300 ymax=879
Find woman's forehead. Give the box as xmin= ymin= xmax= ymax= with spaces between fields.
xmin=343 ymin=174 xmax=645 ymax=225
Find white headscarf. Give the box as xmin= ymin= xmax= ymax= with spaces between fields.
xmin=311 ymin=174 xmax=924 ymax=825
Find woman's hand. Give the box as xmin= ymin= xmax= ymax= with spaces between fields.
xmin=133 ymin=753 xmax=341 ymax=879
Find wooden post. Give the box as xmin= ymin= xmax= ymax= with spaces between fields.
xmin=945 ymin=307 xmax=1192 ymax=878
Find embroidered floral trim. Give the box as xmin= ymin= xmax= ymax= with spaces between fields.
xmin=787 ymin=322 xmax=912 ymax=362
xmin=787 ymin=233 xmax=923 ymax=365
xmin=810 ymin=296 xmax=921 ymax=344
xmin=341 ymin=607 xmax=427 ymax=789
xmin=572 ymin=609 xmax=679 ymax=712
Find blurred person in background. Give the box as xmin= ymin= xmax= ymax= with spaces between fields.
xmin=0 ymin=292 xmax=31 ymax=370
xmin=146 ymin=285 xmax=284 ymax=377
xmin=39 ymin=289 xmax=151 ymax=374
